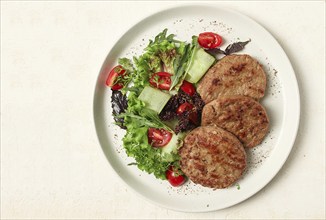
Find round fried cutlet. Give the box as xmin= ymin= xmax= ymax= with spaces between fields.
xmin=201 ymin=95 xmax=269 ymax=148
xmin=179 ymin=125 xmax=246 ymax=189
xmin=197 ymin=54 xmax=267 ymax=103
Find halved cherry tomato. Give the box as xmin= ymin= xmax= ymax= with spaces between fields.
xmin=166 ymin=166 xmax=186 ymax=187
xmin=176 ymin=102 xmax=194 ymax=115
xmin=198 ymin=32 xmax=223 ymax=49
xmin=176 ymin=102 xmax=198 ymax=125
xmin=149 ymin=72 xmax=172 ymax=90
xmin=106 ymin=65 xmax=126 ymax=90
xmin=147 ymin=128 xmax=172 ymax=148
xmin=180 ymin=80 xmax=196 ymax=96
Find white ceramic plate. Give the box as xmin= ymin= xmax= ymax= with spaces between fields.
xmin=93 ymin=5 xmax=300 ymax=212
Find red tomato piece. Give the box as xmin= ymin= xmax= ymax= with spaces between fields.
xmin=198 ymin=32 xmax=223 ymax=49
xmin=166 ymin=166 xmax=186 ymax=187
xmin=176 ymin=102 xmax=198 ymax=125
xmin=148 ymin=128 xmax=172 ymax=148
xmin=149 ymin=72 xmax=172 ymax=90
xmin=180 ymin=80 xmax=196 ymax=96
xmin=106 ymin=65 xmax=126 ymax=90
xmin=176 ymin=102 xmax=194 ymax=115
xmin=111 ymin=84 xmax=123 ymax=90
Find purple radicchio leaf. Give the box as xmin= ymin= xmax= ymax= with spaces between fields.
xmin=224 ymin=39 xmax=251 ymax=55
xmin=205 ymin=48 xmax=227 ymax=58
xmin=111 ymin=90 xmax=128 ymax=129
xmin=205 ymin=39 xmax=251 ymax=58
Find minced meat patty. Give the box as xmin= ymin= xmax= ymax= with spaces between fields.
xmin=201 ymin=95 xmax=269 ymax=148
xmin=179 ymin=125 xmax=247 ymax=189
xmin=197 ymin=54 xmax=267 ymax=103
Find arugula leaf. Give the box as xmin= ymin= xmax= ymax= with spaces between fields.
xmin=118 ymin=107 xmax=172 ymax=131
xmin=186 ymin=36 xmax=201 ymax=72
xmin=117 ymin=112 xmax=159 ymax=128
xmin=170 ymin=43 xmax=192 ymax=90
xmin=169 ymin=35 xmax=202 ymax=91
xmin=151 ymin=28 xmax=168 ymax=45
xmin=140 ymin=108 xmax=173 ymax=131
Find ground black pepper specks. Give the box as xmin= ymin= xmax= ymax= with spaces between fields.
xmin=263 ymin=56 xmax=282 ymax=99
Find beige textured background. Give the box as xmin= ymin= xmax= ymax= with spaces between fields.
xmin=1 ymin=1 xmax=325 ymax=219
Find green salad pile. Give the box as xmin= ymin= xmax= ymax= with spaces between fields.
xmin=116 ymin=29 xmax=200 ymax=179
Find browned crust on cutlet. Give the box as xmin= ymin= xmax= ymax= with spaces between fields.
xmin=197 ymin=54 xmax=267 ymax=104
xmin=201 ymin=95 xmax=269 ymax=148
xmin=179 ymin=125 xmax=247 ymax=189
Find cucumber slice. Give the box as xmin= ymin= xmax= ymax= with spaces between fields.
xmin=163 ymin=119 xmax=178 ymax=131
xmin=162 ymin=133 xmax=179 ymax=155
xmin=185 ymin=48 xmax=215 ymax=83
xmin=161 ymin=133 xmax=184 ymax=162
xmin=138 ymin=86 xmax=171 ymax=113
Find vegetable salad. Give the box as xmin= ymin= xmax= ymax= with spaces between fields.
xmin=106 ymin=29 xmax=249 ymax=186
